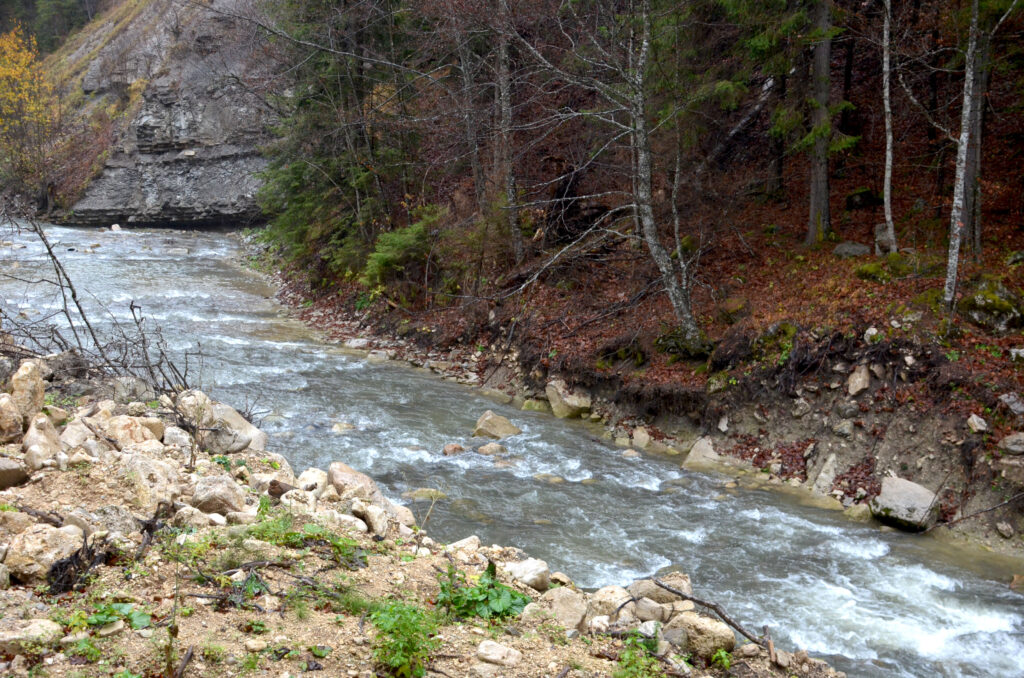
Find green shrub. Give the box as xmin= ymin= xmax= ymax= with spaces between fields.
xmin=370 ymin=600 xmax=440 ymax=678
xmin=613 ymin=631 xmax=664 ymax=678
xmin=360 ymin=204 xmax=445 ymax=290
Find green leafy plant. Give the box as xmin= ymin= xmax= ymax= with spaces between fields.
xmin=87 ymin=603 xmax=151 ymax=630
xmin=711 ymin=648 xmax=732 ymax=670
xmin=242 ymin=619 xmax=269 ymax=635
xmin=370 ymin=600 xmax=439 ymax=678
xmin=613 ymin=631 xmax=664 ymax=678
xmin=69 ymin=637 xmax=102 ymax=662
xmin=309 ymin=645 xmax=331 ymax=658
xmin=435 ymin=562 xmax=530 ymax=620
xmin=247 ymin=511 xmax=365 ymax=567
xmin=212 ymin=455 xmax=232 ymax=472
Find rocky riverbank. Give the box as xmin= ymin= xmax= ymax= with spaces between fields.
xmin=0 ymin=353 xmax=849 ymax=677
xmin=266 ymin=261 xmax=1024 ymax=571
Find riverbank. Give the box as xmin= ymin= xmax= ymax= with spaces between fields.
xmin=247 ymin=233 xmax=1024 ymax=569
xmin=0 ymin=352 xmax=849 ymax=677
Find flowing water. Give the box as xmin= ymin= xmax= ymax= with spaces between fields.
xmin=2 ymin=223 xmax=1023 ymax=677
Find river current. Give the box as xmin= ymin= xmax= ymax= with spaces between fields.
xmin=2 ymin=224 xmax=1022 ymax=677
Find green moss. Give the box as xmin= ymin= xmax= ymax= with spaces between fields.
xmin=885 ymin=252 xmax=913 ymax=277
xmin=855 ymin=262 xmax=889 ymax=283
xmin=754 ymin=321 xmax=797 ymax=366
xmin=912 ymin=287 xmax=945 ymax=313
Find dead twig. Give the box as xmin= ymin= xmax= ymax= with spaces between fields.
xmin=652 ymin=578 xmax=765 ymax=647
xmin=16 ymin=504 xmax=62 ymax=526
xmin=925 ymin=491 xmax=1024 ymax=533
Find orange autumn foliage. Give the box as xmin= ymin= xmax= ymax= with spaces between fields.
xmin=0 ymin=25 xmax=56 ymax=192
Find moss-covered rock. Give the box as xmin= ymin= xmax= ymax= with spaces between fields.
xmin=654 ymin=326 xmax=712 ymax=362
xmin=957 ymin=280 xmax=1024 ymax=334
xmin=753 ymin=321 xmax=798 ymax=366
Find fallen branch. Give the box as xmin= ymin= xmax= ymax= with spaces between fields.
xmin=652 ymin=578 xmax=765 ymax=648
xmin=925 ymin=491 xmax=1024 ymax=533
xmin=16 ymin=504 xmax=63 ymax=526
xmin=173 ymin=644 xmax=194 ymax=678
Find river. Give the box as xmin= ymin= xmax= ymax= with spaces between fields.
xmin=2 ymin=223 xmax=1022 ymax=677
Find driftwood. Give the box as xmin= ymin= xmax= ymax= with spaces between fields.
xmin=652 ymin=578 xmax=766 ymax=648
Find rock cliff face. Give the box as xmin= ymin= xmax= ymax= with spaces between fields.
xmin=60 ymin=0 xmax=275 ymax=227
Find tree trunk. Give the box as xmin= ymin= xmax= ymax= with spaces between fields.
xmin=458 ymin=41 xmax=485 ymax=214
xmin=497 ymin=25 xmax=522 ymax=263
xmin=806 ymin=0 xmax=832 ymax=245
xmin=963 ymin=32 xmax=990 ymax=256
xmin=943 ymin=0 xmax=980 ymax=310
xmin=881 ymin=0 xmax=897 ymax=253
xmin=632 ymin=1 xmax=700 ymax=345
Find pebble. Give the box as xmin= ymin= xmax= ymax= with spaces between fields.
xmin=245 ymin=639 xmax=267 ymax=652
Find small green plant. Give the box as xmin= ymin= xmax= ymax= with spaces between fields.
xmin=370 ymin=600 xmax=440 ymax=678
xmin=711 ymin=648 xmax=732 ymax=670
xmin=87 ymin=603 xmax=151 ymax=630
xmin=613 ymin=631 xmax=664 ymax=678
xmin=242 ymin=619 xmax=269 ymax=635
xmin=0 ymin=502 xmax=16 ymax=512
xmin=435 ymin=561 xmax=530 ymax=620
xmin=69 ymin=637 xmax=102 ymax=662
xmin=212 ymin=455 xmax=232 ymax=472
xmin=112 ymin=671 xmax=142 ymax=678
xmin=201 ymin=644 xmax=227 ymax=663
xmin=309 ymin=645 xmax=331 ymax=658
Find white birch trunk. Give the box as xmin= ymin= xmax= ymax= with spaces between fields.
xmin=882 ymin=0 xmax=897 ymax=253
xmin=943 ymin=0 xmax=980 ymax=309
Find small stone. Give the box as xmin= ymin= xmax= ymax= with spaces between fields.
xmin=96 ymin=619 xmax=125 ymax=637
xmin=832 ymin=419 xmax=855 ymax=438
xmin=245 ymin=639 xmax=267 ymax=652
xmin=998 ymin=393 xmax=1024 ymax=418
xmin=503 ymin=558 xmax=550 ymax=591
xmin=996 ymin=522 xmax=1015 ymax=539
xmin=622 ymin=449 xmax=641 ymax=459
xmin=847 ymin=364 xmax=871 ymax=396
xmin=476 ymin=640 xmax=522 ymax=667
xmin=791 ymin=398 xmax=811 ymax=418
xmin=998 ymin=433 xmax=1024 ymax=455
xmin=967 ymin=414 xmax=988 ymax=433
xmin=632 ymin=426 xmax=651 ymax=449
xmin=476 ymin=443 xmax=506 ymax=456
xmin=442 ymin=443 xmax=465 ymax=456
xmin=717 ymin=416 xmax=728 ymax=433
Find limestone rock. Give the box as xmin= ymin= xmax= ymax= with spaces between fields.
xmin=173 ymin=506 xmax=214 ymax=529
xmin=328 ymin=461 xmax=382 ymax=503
xmin=627 ymin=572 xmax=692 ymax=603
xmin=0 ymin=394 xmax=22 ymax=443
xmin=192 ymin=475 xmax=247 ymax=515
xmin=540 ymin=586 xmax=587 ymax=631
xmin=473 ymin=410 xmax=521 ymax=439
xmin=847 ymin=364 xmax=871 ymax=396
xmin=203 ymin=402 xmax=267 ymax=454
xmin=587 ymin=585 xmax=633 ymax=620
xmin=297 ymin=467 xmax=329 ymax=497
xmin=521 ymin=399 xmax=551 ymax=413
xmin=998 ymin=433 xmax=1024 ymax=455
xmin=175 ymin=390 xmax=216 ymax=428
xmin=666 ymin=612 xmax=735 ymax=659
xmin=503 ymin=557 xmax=550 ymax=592
xmin=967 ymin=413 xmax=987 ymax=433
xmin=118 ymin=454 xmax=181 ymax=511
xmin=10 ymin=361 xmax=44 ymax=422
xmin=476 ymin=640 xmax=522 ymax=667
xmin=6 ymin=524 xmax=84 ymax=583
xmin=111 ymin=376 xmax=156 ymax=404
xmin=545 ymin=379 xmax=591 ymax=419
xmin=59 ymin=418 xmax=93 ymax=449
xmin=811 ymin=454 xmax=838 ymax=496
xmin=958 ymin=280 xmax=1024 ymax=333
xmin=446 ymin=535 xmax=480 ymax=552
xmin=0 ymin=458 xmax=28 ymax=489
xmin=683 ymin=437 xmax=720 ymax=470
xmin=352 ymin=500 xmax=389 ymax=535
xmin=870 ymin=476 xmax=938 ymax=531
xmin=442 ymin=443 xmax=465 ymax=456
xmin=632 ymin=426 xmax=652 ymax=450
xmin=163 ymin=425 xmax=193 ymax=448
xmin=0 ymin=618 xmax=62 ymax=654
xmin=105 ymin=415 xmax=157 ymax=447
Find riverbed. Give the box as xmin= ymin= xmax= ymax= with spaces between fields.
xmin=2 ymin=223 xmax=1022 ymax=677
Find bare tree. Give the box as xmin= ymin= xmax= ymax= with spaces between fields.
xmin=806 ymin=0 xmax=832 ymax=245
xmin=881 ymin=0 xmax=898 ymax=254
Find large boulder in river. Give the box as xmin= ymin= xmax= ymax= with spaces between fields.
xmin=545 ymin=379 xmax=591 ymax=419
xmin=472 ymin=410 xmax=521 ymax=439
xmin=870 ymin=476 xmax=938 ymax=531
xmin=0 ymin=393 xmax=24 ymax=443
xmin=10 ymin=361 xmax=44 ymax=423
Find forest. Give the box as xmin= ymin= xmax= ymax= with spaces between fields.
xmin=1 ymin=0 xmax=1023 ymax=381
